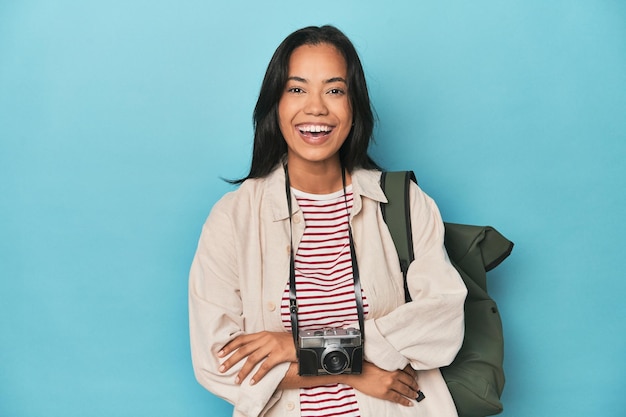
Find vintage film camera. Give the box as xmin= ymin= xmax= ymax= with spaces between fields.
xmin=298 ymin=327 xmax=363 ymax=376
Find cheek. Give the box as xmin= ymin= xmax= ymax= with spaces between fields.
xmin=277 ymin=100 xmax=285 ymax=124
xmin=277 ymin=100 xmax=294 ymax=127
xmin=341 ymin=99 xmax=353 ymax=124
xmin=343 ymin=106 xmax=354 ymax=129
xmin=276 ymin=103 xmax=288 ymax=133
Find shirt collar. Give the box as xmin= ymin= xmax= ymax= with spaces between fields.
xmin=267 ymin=165 xmax=388 ymax=222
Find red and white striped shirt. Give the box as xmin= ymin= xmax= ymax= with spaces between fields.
xmin=281 ymin=186 xmax=369 ymax=417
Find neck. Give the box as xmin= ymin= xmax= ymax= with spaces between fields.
xmin=285 ymin=158 xmax=351 ymax=194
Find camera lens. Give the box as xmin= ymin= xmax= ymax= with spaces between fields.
xmin=321 ymin=348 xmax=349 ymax=375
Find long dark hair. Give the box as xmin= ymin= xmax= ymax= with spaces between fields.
xmin=232 ymin=25 xmax=380 ymax=184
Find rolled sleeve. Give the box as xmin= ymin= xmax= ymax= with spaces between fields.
xmin=364 ymin=318 xmax=409 ymax=371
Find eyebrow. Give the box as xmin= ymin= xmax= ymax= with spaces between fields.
xmin=287 ymin=76 xmax=347 ymax=84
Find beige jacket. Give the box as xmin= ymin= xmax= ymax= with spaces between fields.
xmin=189 ymin=166 xmax=467 ymax=417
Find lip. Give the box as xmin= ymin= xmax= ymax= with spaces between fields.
xmin=295 ymin=123 xmax=335 ymax=144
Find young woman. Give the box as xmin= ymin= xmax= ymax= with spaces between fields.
xmin=189 ymin=25 xmax=467 ymax=417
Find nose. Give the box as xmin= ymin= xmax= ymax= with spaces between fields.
xmin=304 ymin=92 xmax=329 ymax=116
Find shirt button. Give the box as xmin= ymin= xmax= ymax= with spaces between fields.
xmin=292 ymin=215 xmax=301 ymax=224
xmin=286 ymin=402 xmax=295 ymax=411
xmin=286 ymin=245 xmax=291 ymax=255
xmin=267 ymin=302 xmax=276 ymax=312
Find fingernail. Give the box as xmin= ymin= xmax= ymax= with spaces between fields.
xmin=235 ymin=376 xmax=240 ymax=384
xmin=250 ymin=379 xmax=256 ymax=386
xmin=219 ymin=365 xmax=225 ymax=373
xmin=217 ymin=350 xmax=224 ymax=357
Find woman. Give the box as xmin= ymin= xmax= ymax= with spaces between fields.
xmin=189 ymin=25 xmax=467 ymax=417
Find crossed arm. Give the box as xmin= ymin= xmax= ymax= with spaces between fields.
xmin=190 ymin=180 xmax=465 ymax=412
xmin=217 ymin=330 xmax=421 ymax=407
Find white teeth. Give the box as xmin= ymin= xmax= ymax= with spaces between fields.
xmin=299 ymin=125 xmax=332 ymax=133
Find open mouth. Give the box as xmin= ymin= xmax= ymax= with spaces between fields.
xmin=297 ymin=124 xmax=334 ymax=138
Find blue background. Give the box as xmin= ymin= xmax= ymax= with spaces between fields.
xmin=1 ymin=1 xmax=625 ymax=416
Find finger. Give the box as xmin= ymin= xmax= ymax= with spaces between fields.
xmin=396 ymin=368 xmax=418 ymax=386
xmin=219 ymin=338 xmax=262 ymax=373
xmin=378 ymin=371 xmax=417 ymax=405
xmin=402 ymin=364 xmax=417 ymax=379
xmin=399 ymin=367 xmax=419 ymax=390
xmin=387 ymin=390 xmax=415 ymax=407
xmin=249 ymin=355 xmax=277 ymax=385
xmin=399 ymin=382 xmax=420 ymax=400
xmin=391 ymin=379 xmax=419 ymax=401
xmin=218 ymin=331 xmax=295 ymax=383
xmin=218 ymin=334 xmax=252 ymax=358
xmin=250 ymin=338 xmax=298 ymax=384
xmin=236 ymin=348 xmax=271 ymax=384
xmin=392 ymin=371 xmax=420 ymax=399
xmin=248 ymin=342 xmax=294 ymax=385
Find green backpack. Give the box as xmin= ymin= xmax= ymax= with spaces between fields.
xmin=380 ymin=171 xmax=513 ymax=417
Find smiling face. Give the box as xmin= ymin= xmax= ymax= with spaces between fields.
xmin=278 ymin=43 xmax=353 ymax=172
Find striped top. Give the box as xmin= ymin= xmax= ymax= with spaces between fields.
xmin=281 ymin=186 xmax=369 ymax=417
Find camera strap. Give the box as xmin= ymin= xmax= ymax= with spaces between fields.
xmin=284 ymin=164 xmax=366 ymax=353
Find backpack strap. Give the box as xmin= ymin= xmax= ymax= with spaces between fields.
xmin=381 ymin=170 xmax=513 ymax=414
xmin=380 ymin=171 xmax=417 ymax=302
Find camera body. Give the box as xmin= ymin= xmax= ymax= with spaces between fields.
xmin=298 ymin=327 xmax=363 ymax=376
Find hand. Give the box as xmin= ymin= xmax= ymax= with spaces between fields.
xmin=217 ymin=331 xmax=297 ymax=385
xmin=346 ymin=362 xmax=421 ymax=407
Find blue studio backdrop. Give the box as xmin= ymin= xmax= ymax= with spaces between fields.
xmin=1 ymin=1 xmax=625 ymax=416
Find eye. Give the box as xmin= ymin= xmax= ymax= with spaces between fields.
xmin=287 ymin=86 xmax=305 ymax=94
xmin=328 ymin=88 xmax=346 ymax=95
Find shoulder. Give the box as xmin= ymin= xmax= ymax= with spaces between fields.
xmin=210 ymin=177 xmax=266 ymax=218
xmin=407 ymin=178 xmax=441 ymax=216
xmin=208 ymin=164 xmax=286 ymax=223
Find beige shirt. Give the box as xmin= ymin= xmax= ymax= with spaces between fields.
xmin=189 ymin=166 xmax=467 ymax=417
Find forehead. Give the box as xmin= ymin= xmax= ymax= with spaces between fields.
xmin=287 ymin=43 xmax=347 ymax=79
